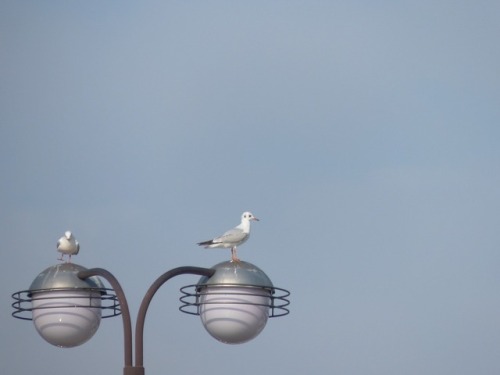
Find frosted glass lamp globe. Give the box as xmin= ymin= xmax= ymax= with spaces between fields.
xmin=197 ymin=261 xmax=273 ymax=344
xmin=29 ymin=263 xmax=103 ymax=348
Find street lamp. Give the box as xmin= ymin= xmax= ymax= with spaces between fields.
xmin=180 ymin=260 xmax=290 ymax=344
xmin=28 ymin=263 xmax=110 ymax=348
xmin=12 ymin=259 xmax=290 ymax=375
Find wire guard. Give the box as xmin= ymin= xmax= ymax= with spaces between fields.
xmin=179 ymin=284 xmax=290 ymax=318
xmin=11 ymin=287 xmax=122 ymax=321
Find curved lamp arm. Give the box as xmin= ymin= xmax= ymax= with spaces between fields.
xmin=77 ymin=268 xmax=133 ymax=369
xmin=78 ymin=266 xmax=215 ymax=375
xmin=135 ymin=267 xmax=215 ymax=368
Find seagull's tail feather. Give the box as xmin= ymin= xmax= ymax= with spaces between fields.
xmin=197 ymin=240 xmax=214 ymax=247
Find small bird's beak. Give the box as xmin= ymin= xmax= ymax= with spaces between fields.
xmin=253 ymin=217 xmax=260 ymax=221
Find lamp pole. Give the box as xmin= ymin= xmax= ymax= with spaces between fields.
xmin=77 ymin=266 xmax=215 ymax=375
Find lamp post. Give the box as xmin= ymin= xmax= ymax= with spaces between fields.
xmin=12 ymin=260 xmax=290 ymax=375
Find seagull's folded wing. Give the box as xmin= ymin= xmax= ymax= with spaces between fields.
xmin=214 ymin=228 xmax=247 ymax=244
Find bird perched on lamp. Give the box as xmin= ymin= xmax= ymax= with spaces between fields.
xmin=57 ymin=231 xmax=80 ymax=262
xmin=197 ymin=212 xmax=259 ymax=262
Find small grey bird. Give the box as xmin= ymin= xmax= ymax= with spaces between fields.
xmin=197 ymin=212 xmax=259 ymax=262
xmin=57 ymin=231 xmax=80 ymax=262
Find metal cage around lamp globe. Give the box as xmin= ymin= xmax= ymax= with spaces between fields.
xmin=11 ymin=263 xmax=120 ymax=348
xmin=180 ymin=260 xmax=290 ymax=344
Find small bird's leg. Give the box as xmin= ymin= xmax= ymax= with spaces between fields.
xmin=68 ymin=254 xmax=72 ymax=263
xmin=231 ymin=247 xmax=241 ymax=262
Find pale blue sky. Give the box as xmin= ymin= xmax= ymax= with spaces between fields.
xmin=1 ymin=1 xmax=500 ymax=374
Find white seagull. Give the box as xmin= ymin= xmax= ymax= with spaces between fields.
xmin=197 ymin=211 xmax=259 ymax=262
xmin=57 ymin=231 xmax=80 ymax=262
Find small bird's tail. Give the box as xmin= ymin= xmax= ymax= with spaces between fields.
xmin=197 ymin=240 xmax=213 ymax=247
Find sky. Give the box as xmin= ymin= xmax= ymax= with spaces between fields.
xmin=1 ymin=1 xmax=500 ymax=374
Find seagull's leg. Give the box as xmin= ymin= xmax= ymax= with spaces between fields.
xmin=231 ymin=247 xmax=241 ymax=262
xmin=68 ymin=254 xmax=72 ymax=263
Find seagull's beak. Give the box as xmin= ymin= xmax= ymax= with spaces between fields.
xmin=252 ymin=217 xmax=260 ymax=221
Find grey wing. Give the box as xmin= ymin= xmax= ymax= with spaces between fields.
xmin=213 ymin=228 xmax=247 ymax=244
